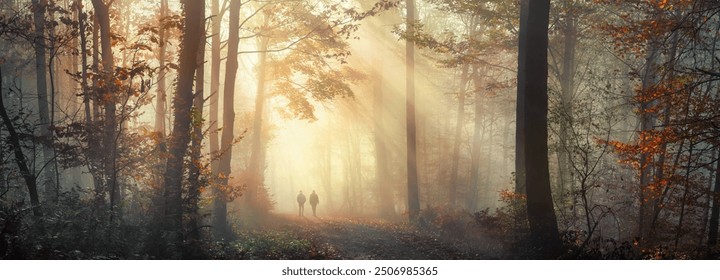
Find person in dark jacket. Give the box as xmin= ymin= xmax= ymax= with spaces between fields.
xmin=309 ymin=190 xmax=319 ymax=217
xmin=297 ymin=191 xmax=306 ymax=217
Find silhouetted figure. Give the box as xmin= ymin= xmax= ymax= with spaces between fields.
xmin=297 ymin=191 xmax=306 ymax=217
xmin=309 ymin=190 xmax=319 ymax=217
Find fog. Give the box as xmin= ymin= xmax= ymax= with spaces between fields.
xmin=2 ymin=0 xmax=720 ymax=260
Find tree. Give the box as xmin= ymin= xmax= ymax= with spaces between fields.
xmin=552 ymin=0 xmax=582 ymax=201
xmin=405 ymin=0 xmax=420 ymax=222
xmin=399 ymin=0 xmax=520 ymax=210
xmin=245 ymin=22 xmax=270 ymax=215
xmin=515 ymin=0 xmax=528 ymax=195
xmin=31 ymin=0 xmax=56 ymax=203
xmin=516 ymin=0 xmax=561 ymax=257
xmin=598 ymin=0 xmax=703 ymax=247
xmin=90 ymin=0 xmax=120 ymax=218
xmin=208 ymin=0 xmax=223 ymax=174
xmin=709 ymin=154 xmax=720 ymax=247
xmin=213 ymin=0 xmax=241 ymax=239
xmin=77 ymin=1 xmax=91 ymax=130
xmin=449 ymin=64 xmax=469 ymax=208
xmin=0 ymin=67 xmax=42 ymax=217
xmin=155 ymin=0 xmax=169 ymax=136
xmin=469 ymin=64 xmax=483 ymax=211
xmin=187 ymin=0 xmax=207 ymax=244
xmin=160 ymin=0 xmax=205 ymax=258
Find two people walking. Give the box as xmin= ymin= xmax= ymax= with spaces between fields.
xmin=297 ymin=190 xmax=319 ymax=217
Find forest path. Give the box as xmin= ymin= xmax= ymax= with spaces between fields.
xmin=257 ymin=214 xmax=500 ymax=259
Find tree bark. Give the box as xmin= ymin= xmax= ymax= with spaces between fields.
xmin=405 ymin=0 xmax=420 ymax=221
xmin=70 ymin=1 xmax=80 ymax=112
xmin=515 ymin=0 xmax=528 ymax=194
xmin=47 ymin=16 xmax=60 ymax=203
xmin=91 ymin=13 xmax=100 ymax=121
xmin=699 ymin=150 xmax=715 ymax=247
xmin=155 ymin=0 xmax=168 ymax=136
xmin=213 ymin=0 xmax=240 ymax=239
xmin=78 ymin=3 xmax=91 ymax=128
xmin=160 ymin=0 xmax=205 ymax=258
xmin=674 ymin=143 xmax=694 ymax=249
xmin=188 ymin=2 xmax=206 ymax=243
xmin=209 ymin=0 xmax=221 ymax=174
xmin=637 ymin=43 xmax=660 ymax=244
xmin=517 ymin=0 xmax=561 ymax=257
xmin=88 ymin=8 xmax=103 ymax=208
xmin=152 ymin=0 xmax=170 ymax=205
xmin=91 ymin=0 xmax=119 ymax=217
xmin=709 ymin=148 xmax=720 ymax=247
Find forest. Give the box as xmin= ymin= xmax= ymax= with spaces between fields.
xmin=1 ymin=0 xmax=720 ymax=260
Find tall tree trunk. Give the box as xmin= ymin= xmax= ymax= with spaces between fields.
xmin=482 ymin=101 xmax=495 ymax=207
xmin=47 ymin=10 xmax=60 ymax=203
xmin=705 ymin=21 xmax=720 ymax=250
xmin=70 ymin=0 xmax=80 ymax=109
xmin=638 ymin=43 xmax=660 ymax=244
xmin=187 ymin=3 xmax=206 ymax=244
xmin=91 ymin=0 xmax=120 ymax=222
xmin=636 ymin=9 xmax=664 ymax=244
xmin=708 ymin=148 xmax=720 ymax=247
xmin=88 ymin=9 xmax=103 ymax=208
xmin=557 ymin=5 xmax=576 ymax=203
xmin=699 ymin=150 xmax=715 ymax=247
xmin=91 ymin=13 xmax=100 ymax=121
xmin=246 ymin=35 xmax=270 ymax=213
xmin=160 ymin=0 xmax=204 ymax=258
xmin=405 ymin=0 xmax=420 ymax=222
xmin=0 ymin=68 xmax=42 ymax=217
xmin=155 ymin=0 xmax=168 ymax=136
xmin=209 ymin=0 xmax=221 ymax=173
xmin=517 ymin=0 xmax=561 ymax=257
xmin=153 ymin=0 xmax=169 ymax=205
xmin=77 ymin=1 xmax=101 ymax=199
xmin=469 ymin=65 xmax=483 ymax=211
xmin=449 ymin=64 xmax=469 ymax=208
xmin=78 ymin=3 xmax=91 ymax=127
xmin=502 ymin=114 xmax=511 ymax=185
xmin=515 ymin=0 xmax=528 ymax=194
xmin=674 ymin=143 xmax=694 ymax=249
xmin=32 ymin=0 xmax=56 ymax=203
xmin=214 ymin=0 xmax=240 ymax=239
xmin=648 ymin=32 xmax=679 ymax=243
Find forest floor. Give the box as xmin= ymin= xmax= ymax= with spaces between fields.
xmin=236 ymin=213 xmax=507 ymax=260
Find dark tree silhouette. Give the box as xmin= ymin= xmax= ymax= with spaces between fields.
xmin=213 ymin=0 xmax=241 ymax=239
xmin=160 ymin=0 xmax=205 ymax=258
xmin=516 ymin=0 xmax=561 ymax=257
xmin=0 ymin=67 xmax=42 ymax=217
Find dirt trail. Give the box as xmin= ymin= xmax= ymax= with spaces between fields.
xmin=261 ymin=214 xmax=498 ymax=259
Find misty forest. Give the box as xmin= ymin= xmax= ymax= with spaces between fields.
xmin=1 ymin=0 xmax=720 ymax=260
